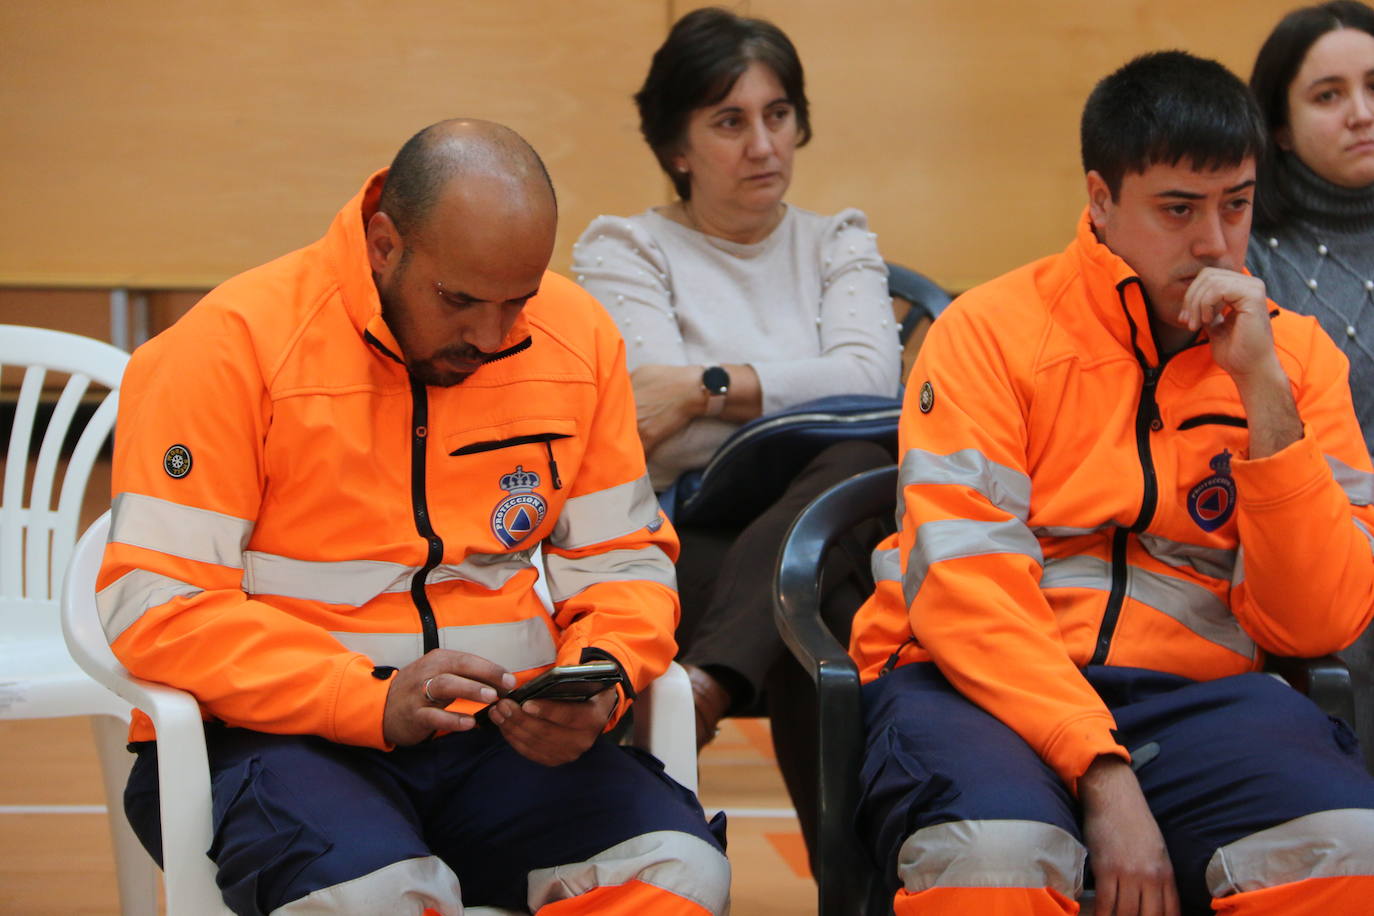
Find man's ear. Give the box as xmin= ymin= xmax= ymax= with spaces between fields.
xmin=1086 ymin=170 xmax=1113 ymax=230
xmin=366 ymin=210 xmax=402 ymax=275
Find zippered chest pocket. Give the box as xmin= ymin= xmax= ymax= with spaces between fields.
xmin=443 ymin=418 xmax=579 ymax=550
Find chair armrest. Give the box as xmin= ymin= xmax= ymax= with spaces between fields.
xmin=106 ymin=674 xmax=221 ymax=912
xmin=775 ymin=572 xmax=866 ymax=916
xmin=633 ymin=662 xmax=698 ymax=795
xmin=1264 ymin=654 xmax=1355 ymax=725
xmin=774 ymin=466 xmax=896 ymax=915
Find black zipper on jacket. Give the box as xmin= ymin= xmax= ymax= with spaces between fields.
xmin=1091 ymin=279 xmax=1169 ymax=665
xmin=450 ymin=432 xmax=571 ymax=491
xmin=481 ymin=336 xmax=532 ymax=364
xmin=364 ymin=327 xmax=536 ymax=650
xmin=365 ymin=329 xmax=532 ymax=368
xmin=1178 ymin=414 xmax=1248 ymax=431
xmin=409 ymin=379 xmax=442 ymax=653
xmin=364 ymin=330 xmax=405 ymax=365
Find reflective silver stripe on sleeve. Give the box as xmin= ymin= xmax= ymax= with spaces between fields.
xmin=1038 ymin=554 xmax=1112 ymax=591
xmin=900 ymin=448 xmax=1032 ymax=520
xmin=110 ymin=492 xmax=252 ymax=569
xmin=550 ymin=475 xmax=661 ymax=550
xmin=543 ymin=545 xmax=676 ymax=604
xmin=1356 ymin=519 xmax=1374 ymax=553
xmin=244 ymin=554 xmax=411 ymax=604
xmin=330 ymin=616 xmax=557 ymax=673
xmin=1206 ymin=808 xmax=1374 ymax=896
xmin=1040 ymin=556 xmax=1254 ymax=658
xmin=242 ymin=550 xmax=534 ymax=605
xmin=872 ymin=546 xmax=901 ymax=585
xmin=1327 ymin=456 xmax=1374 ymax=506
xmin=903 ymin=517 xmax=1043 ymax=608
xmin=96 ymin=569 xmax=203 ymax=642
xmin=525 ymin=830 xmax=730 ymax=915
xmin=274 ymin=855 xmax=462 ymax=914
xmin=1033 ymin=524 xmax=1108 ymax=538
xmin=1138 ymin=533 xmax=1236 ymax=581
xmin=896 ymin=819 xmax=1085 ymax=896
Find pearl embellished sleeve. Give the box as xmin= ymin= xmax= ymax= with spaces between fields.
xmin=572 ymin=215 xmax=686 ymax=373
xmin=750 ymin=208 xmax=901 ymax=414
xmin=570 ymin=206 xmax=903 ymax=486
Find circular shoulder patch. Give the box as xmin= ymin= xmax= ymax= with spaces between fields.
xmin=919 ymin=380 xmax=935 ymax=413
xmin=163 ymin=444 xmax=193 ymax=479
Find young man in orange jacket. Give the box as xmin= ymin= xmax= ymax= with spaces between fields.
xmin=101 ymin=120 xmax=729 ymax=915
xmin=849 ymin=52 xmax=1374 ymax=915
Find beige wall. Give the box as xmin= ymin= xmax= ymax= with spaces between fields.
xmin=1 ymin=0 xmax=1300 ymax=333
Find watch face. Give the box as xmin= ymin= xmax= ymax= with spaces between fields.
xmin=702 ymin=366 xmax=730 ymax=395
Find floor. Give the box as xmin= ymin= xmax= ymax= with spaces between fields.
xmin=0 ymin=715 xmax=817 ymax=914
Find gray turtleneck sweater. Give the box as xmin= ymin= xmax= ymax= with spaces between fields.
xmin=1247 ymin=153 xmax=1374 ymax=771
xmin=1247 ymin=154 xmax=1374 ymax=454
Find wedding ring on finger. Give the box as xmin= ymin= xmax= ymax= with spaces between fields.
xmin=423 ymin=676 xmax=441 ymax=706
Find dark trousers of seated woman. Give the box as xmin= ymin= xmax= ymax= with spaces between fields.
xmin=675 ymin=438 xmax=891 ymax=858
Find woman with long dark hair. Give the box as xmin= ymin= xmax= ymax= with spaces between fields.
xmin=1249 ymin=1 xmax=1374 ymax=770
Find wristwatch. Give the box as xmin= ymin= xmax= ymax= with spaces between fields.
xmin=701 ymin=366 xmax=730 ymax=417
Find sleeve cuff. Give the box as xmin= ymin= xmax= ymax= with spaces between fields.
xmin=330 ymin=653 xmax=395 ymax=750
xmin=1232 ymin=424 xmax=1325 ymax=509
xmin=1043 ymin=711 xmax=1130 ymax=796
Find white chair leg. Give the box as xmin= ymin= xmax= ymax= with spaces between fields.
xmin=91 ymin=714 xmax=160 ymax=915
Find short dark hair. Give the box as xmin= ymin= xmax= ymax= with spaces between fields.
xmin=634 ymin=6 xmax=811 ymax=200
xmin=1081 ymin=51 xmax=1266 ymax=200
xmin=1250 ymin=1 xmax=1374 ymax=227
xmin=378 ymin=121 xmax=556 ymax=239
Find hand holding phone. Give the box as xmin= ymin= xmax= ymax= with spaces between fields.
xmin=473 ymin=660 xmax=622 ymax=727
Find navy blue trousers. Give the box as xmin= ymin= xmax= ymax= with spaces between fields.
xmin=125 ymin=725 xmax=724 ymax=915
xmin=857 ymin=663 xmax=1374 ymax=912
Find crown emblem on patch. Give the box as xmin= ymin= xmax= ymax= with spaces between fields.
xmin=500 ymin=466 xmax=541 ymax=492
xmin=492 ymin=465 xmax=547 ymax=549
xmin=1188 ymin=449 xmax=1236 ymax=533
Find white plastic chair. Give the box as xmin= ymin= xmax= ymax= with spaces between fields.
xmin=0 ymin=325 xmax=157 ymax=914
xmin=64 ymin=513 xmax=699 ymax=915
xmin=531 ymin=543 xmax=697 ymax=792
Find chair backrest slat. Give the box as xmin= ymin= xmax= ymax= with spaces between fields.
xmin=50 ymin=392 xmax=120 ymax=597
xmin=2 ymin=366 xmax=48 ymax=597
xmin=27 ymin=373 xmax=92 ymax=600
xmin=1 ymin=325 xmax=128 ymax=601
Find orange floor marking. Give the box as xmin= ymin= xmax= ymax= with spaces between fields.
xmin=734 ymin=717 xmax=777 ymax=760
xmin=765 ymin=830 xmax=813 ymax=879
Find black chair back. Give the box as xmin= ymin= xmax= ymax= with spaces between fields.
xmin=774 ymin=465 xmax=897 ymax=915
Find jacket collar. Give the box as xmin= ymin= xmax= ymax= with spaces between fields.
xmin=1066 ymin=206 xmax=1164 ymax=367
xmin=322 ymin=168 xmax=533 ymax=370
xmin=322 ymin=169 xmax=405 ymax=358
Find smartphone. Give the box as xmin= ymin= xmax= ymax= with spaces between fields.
xmin=473 ymin=661 xmax=622 ymax=727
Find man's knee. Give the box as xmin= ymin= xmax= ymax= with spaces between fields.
xmin=526 ymin=830 xmax=731 ymax=915
xmin=1206 ymin=808 xmax=1374 ymax=897
xmin=204 ymin=736 xmax=431 ymax=915
xmin=896 ymin=819 xmax=1085 ymax=899
xmin=272 ymin=857 xmax=462 ymax=915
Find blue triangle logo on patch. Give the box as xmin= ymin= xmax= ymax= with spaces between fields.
xmin=509 ymin=507 xmax=533 ymax=533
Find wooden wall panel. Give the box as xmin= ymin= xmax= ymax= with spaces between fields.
xmin=1 ymin=0 xmax=1306 ymax=300
xmin=0 ymin=0 xmax=670 ymax=288
xmin=729 ymin=0 xmax=1301 ymax=292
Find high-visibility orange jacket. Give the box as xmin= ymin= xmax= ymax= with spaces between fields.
xmin=850 ymin=211 xmax=1374 ymax=791
xmin=99 ymin=170 xmax=679 ymax=747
